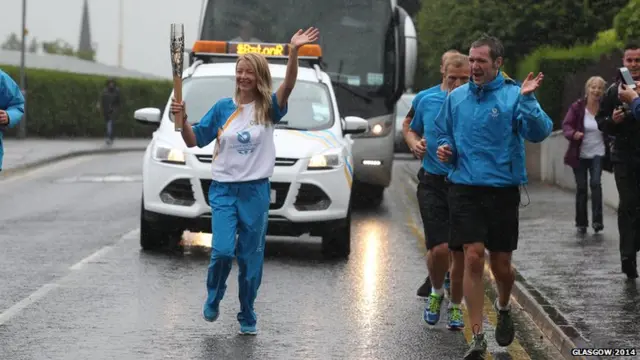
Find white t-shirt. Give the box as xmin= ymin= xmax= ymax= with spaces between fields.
xmin=580 ymin=109 xmax=605 ymax=159
xmin=191 ymin=93 xmax=288 ymax=182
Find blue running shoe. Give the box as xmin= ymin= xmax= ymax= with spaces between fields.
xmin=238 ymin=324 xmax=258 ymax=335
xmin=423 ymin=292 xmax=444 ymax=325
xmin=447 ymin=305 xmax=464 ymax=330
xmin=203 ymin=304 xmax=219 ymax=322
xmin=444 ymin=272 xmax=451 ymax=299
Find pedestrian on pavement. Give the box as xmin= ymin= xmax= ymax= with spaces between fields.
xmin=404 ymin=53 xmax=469 ymax=331
xmin=99 ymin=78 xmax=121 ymax=145
xmin=402 ymin=49 xmax=460 ymax=299
xmin=595 ymin=41 xmax=640 ymax=280
xmin=0 ymin=68 xmax=25 ymax=172
xmin=562 ymin=76 xmax=608 ymax=235
xmin=170 ymin=27 xmax=320 ymax=335
xmin=435 ymin=34 xmax=553 ymax=359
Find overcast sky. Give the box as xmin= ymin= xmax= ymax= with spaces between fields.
xmin=0 ymin=0 xmax=205 ymax=78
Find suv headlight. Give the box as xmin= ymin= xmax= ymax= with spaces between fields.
xmin=153 ymin=144 xmax=186 ymax=165
xmin=307 ymin=151 xmax=343 ymax=170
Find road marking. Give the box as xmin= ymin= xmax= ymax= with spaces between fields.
xmin=70 ymin=229 xmax=137 ymax=270
xmin=0 ymin=228 xmax=139 ymax=326
xmin=401 ymin=178 xmax=531 ymax=360
xmin=0 ymin=284 xmax=60 ymax=326
xmin=56 ymin=175 xmax=143 ymax=183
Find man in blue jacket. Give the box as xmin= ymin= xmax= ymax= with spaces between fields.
xmin=406 ymin=53 xmax=470 ymax=330
xmin=0 ymin=69 xmax=25 ymax=171
xmin=402 ymin=49 xmax=460 ymax=299
xmin=435 ymin=34 xmax=553 ymax=360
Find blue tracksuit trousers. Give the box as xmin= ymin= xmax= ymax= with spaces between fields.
xmin=204 ymin=178 xmax=270 ymax=327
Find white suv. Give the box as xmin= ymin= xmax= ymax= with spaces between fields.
xmin=134 ymin=59 xmax=368 ymax=258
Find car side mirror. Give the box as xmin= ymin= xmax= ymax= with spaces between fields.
xmin=343 ymin=116 xmax=369 ymax=135
xmin=134 ymin=107 xmax=161 ymax=125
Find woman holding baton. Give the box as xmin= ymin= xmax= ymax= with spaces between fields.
xmin=170 ymin=27 xmax=320 ymax=335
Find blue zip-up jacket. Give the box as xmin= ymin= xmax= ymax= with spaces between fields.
xmin=411 ymin=84 xmax=441 ymax=111
xmin=0 ymin=69 xmax=25 ymax=170
xmin=410 ymin=88 xmax=450 ymax=176
xmin=435 ymin=71 xmax=553 ymax=187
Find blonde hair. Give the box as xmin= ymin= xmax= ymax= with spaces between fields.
xmin=443 ymin=53 xmax=469 ymax=74
xmin=584 ymin=76 xmax=606 ymax=100
xmin=441 ymin=49 xmax=460 ymax=64
xmin=234 ymin=53 xmax=273 ymax=126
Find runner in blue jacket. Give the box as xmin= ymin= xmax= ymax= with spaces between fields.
xmin=0 ymin=69 xmax=25 ymax=171
xmin=434 ymin=34 xmax=553 ymax=360
xmin=401 ymin=49 xmax=460 ymax=299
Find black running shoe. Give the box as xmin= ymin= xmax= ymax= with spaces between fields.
xmin=593 ymin=223 xmax=603 ymax=233
xmin=416 ymin=276 xmax=431 ymax=298
xmin=494 ymin=301 xmax=515 ymax=347
xmin=622 ymin=257 xmax=638 ymax=279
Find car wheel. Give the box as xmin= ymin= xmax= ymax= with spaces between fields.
xmin=140 ymin=197 xmax=182 ymax=251
xmin=321 ymin=207 xmax=351 ymax=259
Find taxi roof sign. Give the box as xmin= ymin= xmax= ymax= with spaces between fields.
xmin=192 ymin=40 xmax=322 ymax=59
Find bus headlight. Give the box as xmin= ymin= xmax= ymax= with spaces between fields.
xmin=358 ymin=120 xmax=392 ymax=137
xmin=153 ymin=144 xmax=186 ymax=165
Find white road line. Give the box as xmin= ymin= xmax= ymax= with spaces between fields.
xmin=69 ymin=246 xmax=113 ymax=270
xmin=0 ymin=228 xmax=139 ymax=326
xmin=70 ymin=229 xmax=138 ymax=270
xmin=0 ymin=284 xmax=59 ymax=326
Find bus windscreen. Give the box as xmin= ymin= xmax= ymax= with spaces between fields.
xmin=199 ymin=0 xmax=392 ymax=90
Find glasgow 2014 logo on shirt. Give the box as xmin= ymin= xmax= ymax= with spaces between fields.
xmin=237 ymin=131 xmax=251 ymax=144
xmin=234 ymin=130 xmax=258 ymax=155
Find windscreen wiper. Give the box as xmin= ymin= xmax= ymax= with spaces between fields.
xmin=332 ymin=81 xmax=373 ymax=103
xmin=331 ymin=59 xmax=373 ymax=103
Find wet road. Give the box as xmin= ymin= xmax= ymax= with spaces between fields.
xmin=0 ymin=152 xmax=561 ymax=359
xmin=513 ymin=183 xmax=640 ymax=351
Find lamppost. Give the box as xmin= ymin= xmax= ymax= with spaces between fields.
xmin=18 ymin=0 xmax=27 ymax=138
xmin=118 ymin=0 xmax=123 ymax=67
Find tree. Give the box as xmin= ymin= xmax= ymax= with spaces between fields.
xmin=614 ymin=0 xmax=640 ymax=44
xmin=1 ymin=33 xmax=22 ymax=51
xmin=416 ymin=0 xmax=627 ymax=84
xmin=2 ymin=33 xmax=97 ymax=61
xmin=41 ymin=39 xmax=76 ymax=56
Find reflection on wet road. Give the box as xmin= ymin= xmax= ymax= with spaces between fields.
xmin=0 ymin=153 xmax=560 ymax=359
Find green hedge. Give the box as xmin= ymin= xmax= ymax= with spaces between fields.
xmin=0 ymin=65 xmax=172 ymax=138
xmin=515 ymin=30 xmax=623 ymax=130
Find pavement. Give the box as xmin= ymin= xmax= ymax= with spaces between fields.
xmin=0 ymin=150 xmax=565 ymax=359
xmin=403 ymin=160 xmax=640 ymax=359
xmin=0 ymin=138 xmax=149 ymax=175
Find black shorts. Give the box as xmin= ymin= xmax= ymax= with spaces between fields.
xmin=416 ymin=169 xmax=461 ymax=251
xmin=448 ymin=184 xmax=521 ymax=252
